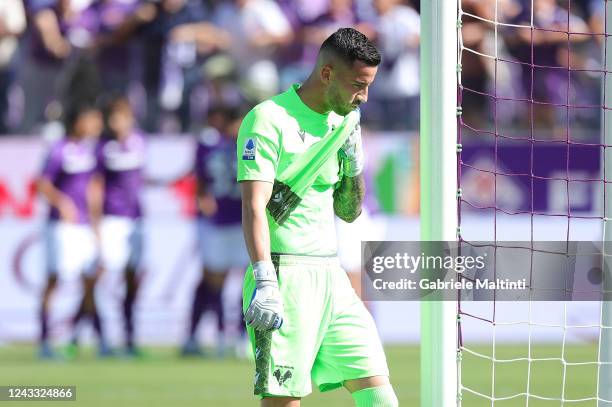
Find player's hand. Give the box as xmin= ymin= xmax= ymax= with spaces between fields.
xmin=339 ymin=121 xmax=364 ymax=177
xmin=198 ymin=194 xmax=218 ymax=217
xmin=245 ymin=261 xmax=284 ymax=331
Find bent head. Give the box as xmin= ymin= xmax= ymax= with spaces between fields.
xmin=317 ymin=28 xmax=381 ymax=116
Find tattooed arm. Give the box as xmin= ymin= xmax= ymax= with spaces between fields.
xmin=333 ymin=174 xmax=365 ymax=223
xmin=335 ymin=118 xmax=365 ymax=222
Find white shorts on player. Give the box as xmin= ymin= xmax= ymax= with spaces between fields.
xmin=100 ymin=216 xmax=143 ymax=274
xmin=198 ymin=220 xmax=249 ymax=271
xmin=45 ymin=221 xmax=98 ymax=280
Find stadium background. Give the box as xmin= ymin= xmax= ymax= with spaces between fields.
xmin=0 ymin=0 xmax=605 ymax=405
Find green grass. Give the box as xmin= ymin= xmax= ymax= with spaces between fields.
xmin=0 ymin=344 xmax=600 ymax=406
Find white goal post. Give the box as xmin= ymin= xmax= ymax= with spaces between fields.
xmin=420 ymin=1 xmax=459 ymax=407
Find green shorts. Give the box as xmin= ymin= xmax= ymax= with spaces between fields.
xmin=242 ymin=254 xmax=390 ymax=398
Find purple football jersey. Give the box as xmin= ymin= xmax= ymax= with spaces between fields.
xmin=40 ymin=137 xmax=97 ymax=223
xmin=95 ymin=131 xmax=145 ymax=219
xmin=194 ymin=128 xmax=242 ymax=225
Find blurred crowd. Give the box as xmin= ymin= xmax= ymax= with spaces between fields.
xmin=461 ymin=0 xmax=604 ymax=140
xmin=0 ymin=0 xmax=608 ymax=138
xmin=0 ymin=0 xmax=421 ymax=135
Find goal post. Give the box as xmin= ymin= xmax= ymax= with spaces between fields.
xmin=420 ymin=1 xmax=459 ymax=407
xmin=600 ymin=3 xmax=612 ymax=405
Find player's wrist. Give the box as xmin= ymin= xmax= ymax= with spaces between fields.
xmin=340 ymin=123 xmax=364 ymax=177
xmin=252 ymin=260 xmax=277 ymax=285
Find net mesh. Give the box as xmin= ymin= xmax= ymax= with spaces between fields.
xmin=457 ymin=0 xmax=611 ymax=405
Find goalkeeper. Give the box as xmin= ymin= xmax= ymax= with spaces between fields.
xmin=237 ymin=28 xmax=398 ymax=407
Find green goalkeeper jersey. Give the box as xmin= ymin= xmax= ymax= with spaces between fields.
xmin=237 ymin=84 xmax=345 ymax=256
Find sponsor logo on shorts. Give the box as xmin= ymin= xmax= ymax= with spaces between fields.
xmin=273 ymin=366 xmax=294 ymax=387
xmin=243 ymin=138 xmax=256 ymax=160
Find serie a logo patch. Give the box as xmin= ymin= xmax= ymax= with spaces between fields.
xmin=243 ymin=138 xmax=256 ymax=160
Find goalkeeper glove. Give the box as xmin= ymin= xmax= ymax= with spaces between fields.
xmin=339 ymin=121 xmax=364 ymax=177
xmin=245 ymin=260 xmax=284 ymax=331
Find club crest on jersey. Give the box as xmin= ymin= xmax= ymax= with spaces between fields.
xmin=243 ymin=138 xmax=256 ymax=160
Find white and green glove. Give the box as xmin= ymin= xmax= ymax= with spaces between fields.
xmin=245 ymin=260 xmax=284 ymax=331
xmin=339 ymin=121 xmax=364 ymax=177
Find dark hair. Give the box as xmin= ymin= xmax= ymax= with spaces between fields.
xmin=64 ymin=103 xmax=99 ymax=134
xmin=320 ymin=27 xmax=381 ymax=67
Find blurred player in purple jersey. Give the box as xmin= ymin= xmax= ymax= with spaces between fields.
xmin=181 ymin=105 xmax=249 ymax=357
xmin=37 ymin=104 xmax=106 ymax=359
xmin=91 ymin=96 xmax=145 ymax=357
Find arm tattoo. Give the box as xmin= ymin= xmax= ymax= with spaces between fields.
xmin=333 ymin=174 xmax=365 ymax=223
